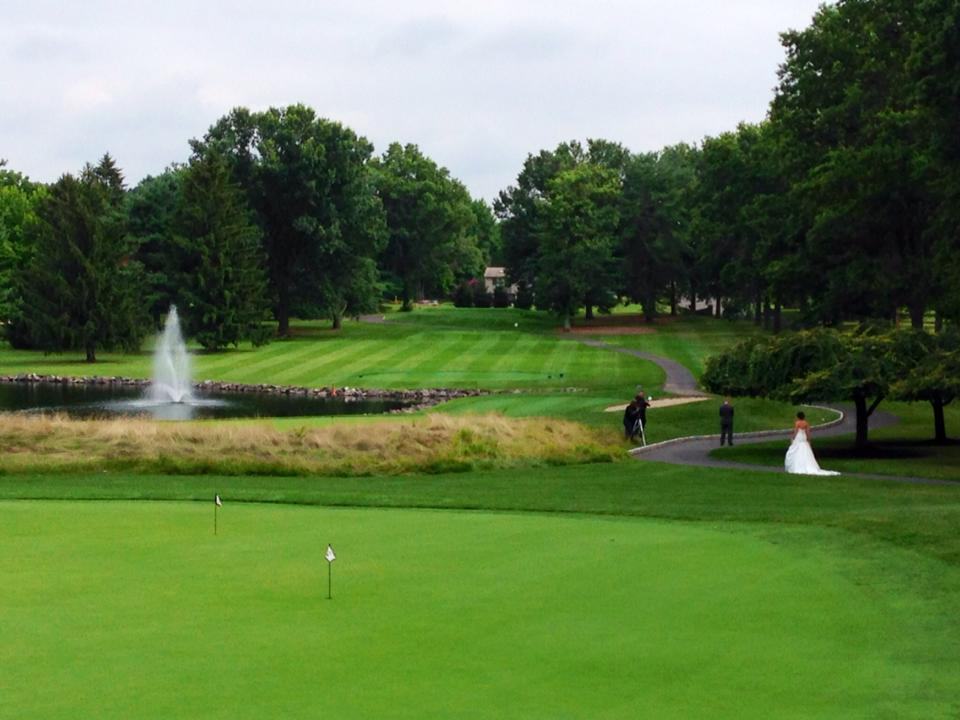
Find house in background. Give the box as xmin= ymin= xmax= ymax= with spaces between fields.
xmin=483 ymin=267 xmax=518 ymax=299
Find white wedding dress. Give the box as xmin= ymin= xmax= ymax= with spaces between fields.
xmin=784 ymin=429 xmax=840 ymax=476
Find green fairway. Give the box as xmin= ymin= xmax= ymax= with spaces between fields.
xmin=3 ymin=500 xmax=958 ymax=719
xmin=0 ymin=308 xmax=662 ymax=394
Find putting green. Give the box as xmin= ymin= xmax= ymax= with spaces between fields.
xmin=0 ymin=502 xmax=952 ymax=718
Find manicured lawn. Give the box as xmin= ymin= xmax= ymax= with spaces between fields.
xmin=3 ymin=461 xmax=960 ymax=717
xmin=713 ymin=402 xmax=960 ymax=481
xmin=0 ymin=308 xmax=662 ymax=394
xmin=579 ymin=314 xmax=763 ymax=379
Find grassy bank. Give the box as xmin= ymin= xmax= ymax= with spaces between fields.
xmin=0 ymin=413 xmax=619 ymax=476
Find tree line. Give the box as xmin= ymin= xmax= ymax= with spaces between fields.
xmin=0 ymin=106 xmax=502 ymax=359
xmin=496 ymin=0 xmax=960 ymax=332
xmin=1 ymin=0 xmax=959 ymax=362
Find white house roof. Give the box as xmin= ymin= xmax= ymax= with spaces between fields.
xmin=484 ymin=266 xmax=507 ymax=279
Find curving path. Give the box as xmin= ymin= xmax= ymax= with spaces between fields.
xmin=576 ymin=338 xmax=703 ymax=396
xmin=579 ymin=338 xmax=958 ymax=486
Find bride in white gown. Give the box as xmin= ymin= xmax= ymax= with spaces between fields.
xmin=785 ymin=411 xmax=840 ymax=476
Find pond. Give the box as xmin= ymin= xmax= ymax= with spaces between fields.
xmin=0 ymin=382 xmax=409 ymax=421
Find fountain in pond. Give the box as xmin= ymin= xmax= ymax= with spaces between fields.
xmin=149 ymin=306 xmax=193 ymax=404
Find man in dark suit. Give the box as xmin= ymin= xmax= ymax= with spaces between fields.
xmin=635 ymin=392 xmax=651 ymax=433
xmin=719 ymin=398 xmax=735 ymax=446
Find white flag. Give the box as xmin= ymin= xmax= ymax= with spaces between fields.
xmin=215 ymin=494 xmax=222 ymax=507
xmin=325 ymin=545 xmax=336 ymax=563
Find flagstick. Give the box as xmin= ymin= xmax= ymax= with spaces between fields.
xmin=214 ymin=499 xmax=218 ymax=536
xmin=327 ymin=562 xmax=332 ymax=600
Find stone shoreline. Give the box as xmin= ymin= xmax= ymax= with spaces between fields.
xmin=0 ymin=374 xmax=486 ymax=412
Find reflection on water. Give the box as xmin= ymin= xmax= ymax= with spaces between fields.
xmin=0 ymin=383 xmax=407 ymax=420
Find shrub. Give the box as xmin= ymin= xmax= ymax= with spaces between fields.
xmin=453 ymin=281 xmax=474 ymax=308
xmin=492 ymin=286 xmax=510 ymax=308
xmin=514 ymin=283 xmax=534 ymax=310
xmin=473 ymin=284 xmax=492 ymax=308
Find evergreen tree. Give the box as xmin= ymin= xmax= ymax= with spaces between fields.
xmin=17 ymin=163 xmax=146 ymax=362
xmin=171 ymin=151 xmax=270 ymax=350
xmin=127 ymin=167 xmax=185 ymax=325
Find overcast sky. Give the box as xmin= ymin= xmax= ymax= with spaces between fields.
xmin=1 ymin=1 xmax=823 ymax=201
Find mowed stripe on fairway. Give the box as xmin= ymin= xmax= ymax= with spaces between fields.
xmin=1 ymin=501 xmax=955 ymax=719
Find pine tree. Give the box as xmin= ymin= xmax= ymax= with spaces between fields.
xmin=18 ymin=164 xmax=147 ymax=362
xmin=172 ymin=150 xmax=270 ymax=350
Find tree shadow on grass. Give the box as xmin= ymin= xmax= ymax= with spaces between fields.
xmin=817 ymin=439 xmax=960 ymax=461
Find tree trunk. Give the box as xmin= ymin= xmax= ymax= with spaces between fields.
xmin=754 ymin=293 xmax=762 ymax=325
xmin=584 ymin=303 xmax=594 ymax=321
xmin=762 ymin=301 xmax=771 ymax=331
xmin=933 ymin=398 xmax=947 ymax=443
xmin=909 ymin=302 xmax=925 ymax=329
xmin=773 ymin=302 xmax=782 ymax=335
xmin=689 ymin=285 xmax=697 ymax=314
xmin=670 ymin=282 xmax=677 ymax=316
xmin=562 ymin=311 xmax=572 ymax=332
xmin=332 ymin=314 xmax=342 ymax=330
xmin=85 ymin=345 xmax=96 ymax=363
xmin=854 ymin=394 xmax=869 ymax=448
xmin=714 ymin=298 xmax=721 ymax=318
xmin=644 ymin=294 xmax=655 ymax=323
xmin=401 ymin=284 xmax=412 ymax=312
xmin=935 ymin=311 xmax=944 ymax=333
xmin=277 ymin=282 xmax=291 ymax=336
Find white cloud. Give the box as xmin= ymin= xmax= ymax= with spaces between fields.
xmin=1 ymin=0 xmax=824 ymax=199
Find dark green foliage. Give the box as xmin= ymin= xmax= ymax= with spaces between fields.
xmin=373 ymin=143 xmax=480 ymax=310
xmin=534 ymin=163 xmax=620 ymax=329
xmin=453 ymin=281 xmax=473 ymax=308
xmin=127 ymin=167 xmax=184 ymax=325
xmin=704 ymin=326 xmax=958 ymax=445
xmin=170 ymin=151 xmax=271 ymax=350
xmin=497 ymin=140 xmax=627 ymax=322
xmin=472 ymin=282 xmax=492 ymax=308
xmin=0 ymin=162 xmax=46 ymax=337
xmin=513 ymin=283 xmax=534 ymax=310
xmin=890 ymin=330 xmax=960 ymax=441
xmin=15 ymin=156 xmax=147 ymax=362
xmin=192 ymin=105 xmax=386 ymax=334
xmin=492 ymin=285 xmax=510 ymax=308
xmin=619 ymin=145 xmax=696 ymax=321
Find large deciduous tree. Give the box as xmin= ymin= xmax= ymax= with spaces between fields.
xmin=373 ymin=143 xmax=478 ymax=310
xmin=0 ymin=162 xmax=46 ymax=336
xmin=703 ymin=327 xmax=902 ymax=447
xmin=191 ymin=105 xmax=386 ymax=334
xmin=497 ymin=139 xmax=628 ymax=319
xmin=619 ymin=144 xmax=696 ymax=321
xmin=534 ymin=163 xmax=620 ymax=330
xmin=772 ymin=0 xmax=934 ymax=327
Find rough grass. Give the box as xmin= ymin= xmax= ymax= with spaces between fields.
xmin=0 ymin=412 xmax=619 ymax=476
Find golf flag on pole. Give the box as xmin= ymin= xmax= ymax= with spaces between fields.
xmin=325 ymin=545 xmax=336 ymax=599
xmin=214 ymin=494 xmax=221 ymax=535
xmin=215 ymin=494 xmax=222 ymax=507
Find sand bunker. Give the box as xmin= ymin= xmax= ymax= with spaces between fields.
xmin=604 ymin=397 xmax=710 ymax=412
